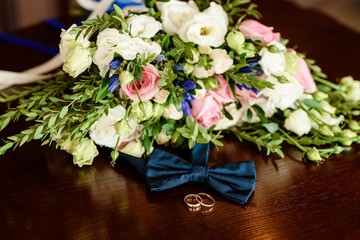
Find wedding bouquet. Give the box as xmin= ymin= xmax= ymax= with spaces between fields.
xmin=0 ymin=0 xmax=359 ymax=168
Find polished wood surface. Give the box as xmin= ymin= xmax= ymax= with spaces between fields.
xmin=1 ymin=1 xmax=359 ymax=239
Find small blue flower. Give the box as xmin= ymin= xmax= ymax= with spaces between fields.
xmin=108 ymin=74 xmax=119 ymax=93
xmin=173 ymin=79 xmax=181 ymax=86
xmin=109 ymin=58 xmax=122 ymax=70
xmin=251 ymin=87 xmax=260 ymax=95
xmin=156 ymin=54 xmax=165 ymax=62
xmin=239 ymin=66 xmax=253 ymax=73
xmin=174 ymin=64 xmax=184 ymax=71
xmin=248 ymin=62 xmax=258 ymax=68
xmin=181 ymin=80 xmax=196 ymax=90
xmin=182 ymin=92 xmax=195 ymax=102
xmin=181 ymin=100 xmax=191 ymax=116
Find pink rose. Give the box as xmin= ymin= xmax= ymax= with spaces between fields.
xmin=235 ymin=87 xmax=260 ymax=106
xmin=121 ymin=64 xmax=160 ymax=101
xmin=209 ymin=74 xmax=234 ymax=104
xmin=295 ymin=58 xmax=316 ymax=93
xmin=239 ymin=20 xmax=280 ymax=44
xmin=191 ymin=95 xmax=222 ymax=129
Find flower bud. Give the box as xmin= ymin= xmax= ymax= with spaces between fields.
xmin=131 ymin=101 xmax=153 ymax=121
xmin=114 ymin=119 xmax=131 ymax=135
xmin=339 ymin=129 xmax=358 ymax=146
xmin=320 ymin=101 xmax=336 ymax=114
xmin=298 ymin=136 xmax=313 ymax=145
xmin=153 ymin=103 xmax=164 ymax=119
xmin=313 ymin=91 xmax=328 ymax=101
xmin=318 ymin=125 xmax=334 ymax=137
xmin=156 ymin=130 xmax=171 ymax=145
xmin=185 ymin=49 xmax=200 ymax=64
xmin=204 ymin=77 xmax=218 ymax=89
xmin=183 ymin=63 xmax=194 ymax=75
xmin=306 ymin=147 xmax=323 ymax=163
xmin=331 ymin=125 xmax=342 ymax=135
xmin=119 ymin=70 xmax=134 ymax=85
xmin=349 ymin=120 xmax=360 ymax=131
xmin=238 ymin=42 xmax=256 ymax=58
xmin=226 ymin=30 xmax=245 ymax=53
xmin=197 ymin=45 xmax=212 ymax=55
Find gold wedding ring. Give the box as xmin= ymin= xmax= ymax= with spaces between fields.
xmin=184 ymin=193 xmax=215 ymax=212
xmin=197 ymin=192 xmax=215 ymax=208
xmin=184 ymin=193 xmax=202 ymax=209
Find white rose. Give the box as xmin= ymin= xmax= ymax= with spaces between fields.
xmin=156 ymin=130 xmax=172 ymax=145
xmin=154 ymin=89 xmax=170 ymax=104
xmin=214 ymin=103 xmax=242 ymax=130
xmin=62 ymin=46 xmax=92 ymax=78
xmin=127 ymin=15 xmax=162 ymax=38
xmin=59 ymin=25 xmax=92 ymax=78
xmin=156 ymin=0 xmax=199 ymax=35
xmin=209 ymin=49 xmax=233 ymax=74
xmin=285 ymin=109 xmax=312 ymax=136
xmin=89 ymin=105 xmax=126 ymax=148
xmin=194 ymin=65 xmax=214 ymax=78
xmin=259 ymin=41 xmax=286 ymax=76
xmin=120 ymin=140 xmax=145 ymax=158
xmin=178 ymin=9 xmax=228 ymax=47
xmin=262 ymin=74 xmax=304 ymax=110
xmin=163 ymin=104 xmax=183 ymax=120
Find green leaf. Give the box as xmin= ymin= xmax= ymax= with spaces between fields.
xmin=303 ymin=99 xmax=321 ymax=109
xmin=161 ymin=34 xmax=170 ymax=50
xmin=59 ymin=106 xmax=69 ymax=118
xmin=34 ymin=125 xmax=44 ymax=140
xmin=0 ymin=117 xmax=11 ymax=131
xmin=0 ymin=142 xmax=14 ymax=154
xmin=96 ymin=74 xmax=110 ymax=102
xmin=48 ymin=116 xmax=57 ymax=128
xmin=263 ymin=122 xmax=279 ymax=134
xmin=20 ymin=135 xmax=29 ymax=146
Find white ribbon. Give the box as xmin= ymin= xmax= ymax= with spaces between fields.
xmin=0 ymin=0 xmax=114 ymax=90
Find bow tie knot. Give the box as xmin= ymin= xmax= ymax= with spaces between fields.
xmin=191 ymin=164 xmax=208 ymax=182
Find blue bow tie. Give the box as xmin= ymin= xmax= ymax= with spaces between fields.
xmin=119 ymin=143 xmax=256 ymax=204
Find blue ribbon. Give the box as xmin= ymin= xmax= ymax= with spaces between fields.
xmin=120 ymin=143 xmax=256 ymax=204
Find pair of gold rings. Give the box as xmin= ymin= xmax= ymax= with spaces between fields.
xmin=184 ymin=193 xmax=215 ymax=212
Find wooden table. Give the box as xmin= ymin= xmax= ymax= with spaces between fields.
xmin=1 ymin=1 xmax=359 ymax=239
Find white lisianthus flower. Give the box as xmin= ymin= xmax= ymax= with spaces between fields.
xmin=132 ymin=38 xmax=162 ymax=57
xmin=131 ymin=101 xmax=154 ymax=122
xmin=209 ymin=49 xmax=234 ymax=74
xmin=127 ymin=15 xmax=162 ymax=38
xmin=120 ymin=140 xmax=145 ymax=158
xmin=90 ymin=105 xmax=126 ymax=148
xmin=214 ymin=103 xmax=242 ymax=130
xmin=156 ymin=0 xmax=199 ymax=35
xmin=59 ymin=24 xmax=92 ymax=78
xmin=93 ymin=28 xmax=134 ymax=76
xmin=284 ymin=109 xmax=312 ymax=136
xmin=194 ymin=65 xmax=214 ymax=78
xmin=259 ymin=41 xmax=286 ymax=76
xmin=178 ymin=3 xmax=228 ymax=47
xmin=163 ymin=104 xmax=183 ymax=120
xmin=154 ymin=89 xmax=170 ymax=104
xmin=262 ymin=74 xmax=304 ymax=110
